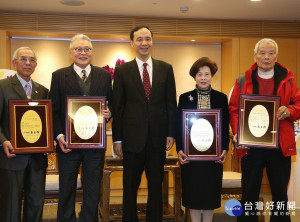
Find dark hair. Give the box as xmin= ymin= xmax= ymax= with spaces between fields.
xmin=130 ymin=25 xmax=153 ymax=41
xmin=189 ymin=57 xmax=218 ymax=78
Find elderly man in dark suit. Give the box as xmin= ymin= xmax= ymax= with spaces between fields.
xmin=0 ymin=47 xmax=49 ymax=222
xmin=49 ymin=34 xmax=112 ymax=222
xmin=112 ymin=25 xmax=177 ymax=222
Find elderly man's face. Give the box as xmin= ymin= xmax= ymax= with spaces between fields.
xmin=69 ymin=39 xmax=92 ymax=69
xmin=254 ymin=42 xmax=278 ymax=72
xmin=12 ymin=49 xmax=37 ymax=82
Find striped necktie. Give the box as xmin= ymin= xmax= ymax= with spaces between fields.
xmin=25 ymin=82 xmax=31 ymax=99
xmin=81 ymin=70 xmax=87 ymax=82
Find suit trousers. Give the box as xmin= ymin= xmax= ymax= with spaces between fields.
xmin=57 ymin=149 xmax=105 ymax=222
xmin=237 ymin=149 xmax=291 ymax=222
xmin=122 ymin=141 xmax=166 ymax=222
xmin=0 ymin=156 xmax=46 ymax=222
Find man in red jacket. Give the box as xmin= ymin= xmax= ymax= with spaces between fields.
xmin=229 ymin=38 xmax=300 ymax=222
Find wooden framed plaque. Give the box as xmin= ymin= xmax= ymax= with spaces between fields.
xmin=9 ymin=100 xmax=53 ymax=153
xmin=66 ymin=96 xmax=106 ymax=149
xmin=237 ymin=94 xmax=280 ymax=148
xmin=183 ymin=109 xmax=221 ymax=161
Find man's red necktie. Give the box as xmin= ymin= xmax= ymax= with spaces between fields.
xmin=143 ymin=63 xmax=151 ymax=101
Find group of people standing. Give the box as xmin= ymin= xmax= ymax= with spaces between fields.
xmin=0 ymin=24 xmax=299 ymax=222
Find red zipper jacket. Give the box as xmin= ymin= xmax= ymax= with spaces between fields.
xmin=229 ymin=62 xmax=300 ymax=158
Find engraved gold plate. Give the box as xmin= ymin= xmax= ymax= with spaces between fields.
xmin=9 ymin=100 xmax=53 ymax=153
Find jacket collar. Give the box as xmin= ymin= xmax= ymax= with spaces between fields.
xmin=11 ymin=75 xmax=28 ymax=99
xmin=248 ymin=62 xmax=289 ymax=95
xmin=11 ymin=74 xmax=41 ymax=99
xmin=65 ymin=64 xmax=92 ymax=95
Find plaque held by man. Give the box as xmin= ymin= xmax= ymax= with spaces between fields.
xmin=10 ymin=99 xmax=53 ymax=153
xmin=65 ymin=96 xmax=106 ymax=149
xmin=237 ymin=94 xmax=280 ymax=148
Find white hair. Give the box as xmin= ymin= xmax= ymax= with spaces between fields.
xmin=254 ymin=38 xmax=278 ymax=55
xmin=69 ymin=34 xmax=93 ymax=49
xmin=13 ymin=47 xmax=37 ymax=60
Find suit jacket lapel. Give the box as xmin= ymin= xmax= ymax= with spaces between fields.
xmin=188 ymin=89 xmax=198 ymax=109
xmin=130 ymin=60 xmax=147 ymax=100
xmin=31 ymin=81 xmax=42 ymax=99
xmin=89 ymin=65 xmax=97 ymax=95
xmin=65 ymin=65 xmax=82 ymax=95
xmin=210 ymin=89 xmax=218 ymax=109
xmin=11 ymin=75 xmax=27 ymax=99
xmin=89 ymin=65 xmax=105 ymax=96
xmin=150 ymin=59 xmax=160 ymax=101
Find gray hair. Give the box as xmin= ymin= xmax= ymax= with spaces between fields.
xmin=13 ymin=47 xmax=37 ymax=61
xmin=70 ymin=34 xmax=93 ymax=49
xmin=254 ymin=38 xmax=278 ymax=55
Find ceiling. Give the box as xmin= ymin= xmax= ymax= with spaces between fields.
xmin=1 ymin=0 xmax=300 ymax=21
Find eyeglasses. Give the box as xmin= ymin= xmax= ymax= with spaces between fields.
xmin=73 ymin=47 xmax=92 ymax=53
xmin=18 ymin=56 xmax=37 ymax=64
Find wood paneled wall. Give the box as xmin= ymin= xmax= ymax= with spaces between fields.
xmin=221 ymin=38 xmax=300 ymax=96
xmin=1 ymin=10 xmax=300 ymax=38
xmin=0 ymin=31 xmax=10 ymax=68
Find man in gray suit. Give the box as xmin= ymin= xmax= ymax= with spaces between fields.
xmin=49 ymin=34 xmax=112 ymax=222
xmin=0 ymin=47 xmax=49 ymax=222
xmin=112 ymin=25 xmax=177 ymax=221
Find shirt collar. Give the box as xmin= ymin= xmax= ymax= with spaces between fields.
xmin=135 ymin=57 xmax=152 ymax=69
xmin=73 ymin=63 xmax=91 ymax=77
xmin=16 ymin=74 xmax=32 ymax=89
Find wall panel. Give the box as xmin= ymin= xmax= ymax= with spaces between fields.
xmin=1 ymin=10 xmax=300 ymax=38
xmin=10 ymin=38 xmax=222 ymax=97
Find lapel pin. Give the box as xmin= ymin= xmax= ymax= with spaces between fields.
xmin=189 ymin=95 xmax=194 ymax=101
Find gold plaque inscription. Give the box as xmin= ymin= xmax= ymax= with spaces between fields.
xmin=20 ymin=110 xmax=42 ymax=143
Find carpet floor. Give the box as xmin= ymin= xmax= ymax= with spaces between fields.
xmin=41 ymin=193 xmax=300 ymax=221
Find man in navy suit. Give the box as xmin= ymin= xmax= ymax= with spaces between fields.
xmin=112 ymin=25 xmax=177 ymax=221
xmin=0 ymin=47 xmax=49 ymax=222
xmin=49 ymin=34 xmax=112 ymax=222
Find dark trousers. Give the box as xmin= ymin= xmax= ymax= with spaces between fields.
xmin=237 ymin=149 xmax=291 ymax=222
xmin=57 ymin=150 xmax=105 ymax=222
xmin=122 ymin=141 xmax=166 ymax=222
xmin=0 ymin=158 xmax=46 ymax=222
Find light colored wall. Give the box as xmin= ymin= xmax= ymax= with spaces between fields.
xmin=10 ymin=39 xmax=134 ymax=90
xmin=153 ymin=43 xmax=221 ymax=99
xmin=10 ymin=39 xmax=222 ymax=101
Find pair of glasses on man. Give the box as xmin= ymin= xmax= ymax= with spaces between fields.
xmin=73 ymin=47 xmax=92 ymax=53
xmin=18 ymin=56 xmax=37 ymax=64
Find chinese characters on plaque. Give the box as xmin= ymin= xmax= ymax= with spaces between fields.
xmin=183 ymin=109 xmax=221 ymax=161
xmin=9 ymin=100 xmax=53 ymax=153
xmin=237 ymin=94 xmax=280 ymax=148
xmin=66 ymin=97 xmax=106 ymax=149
